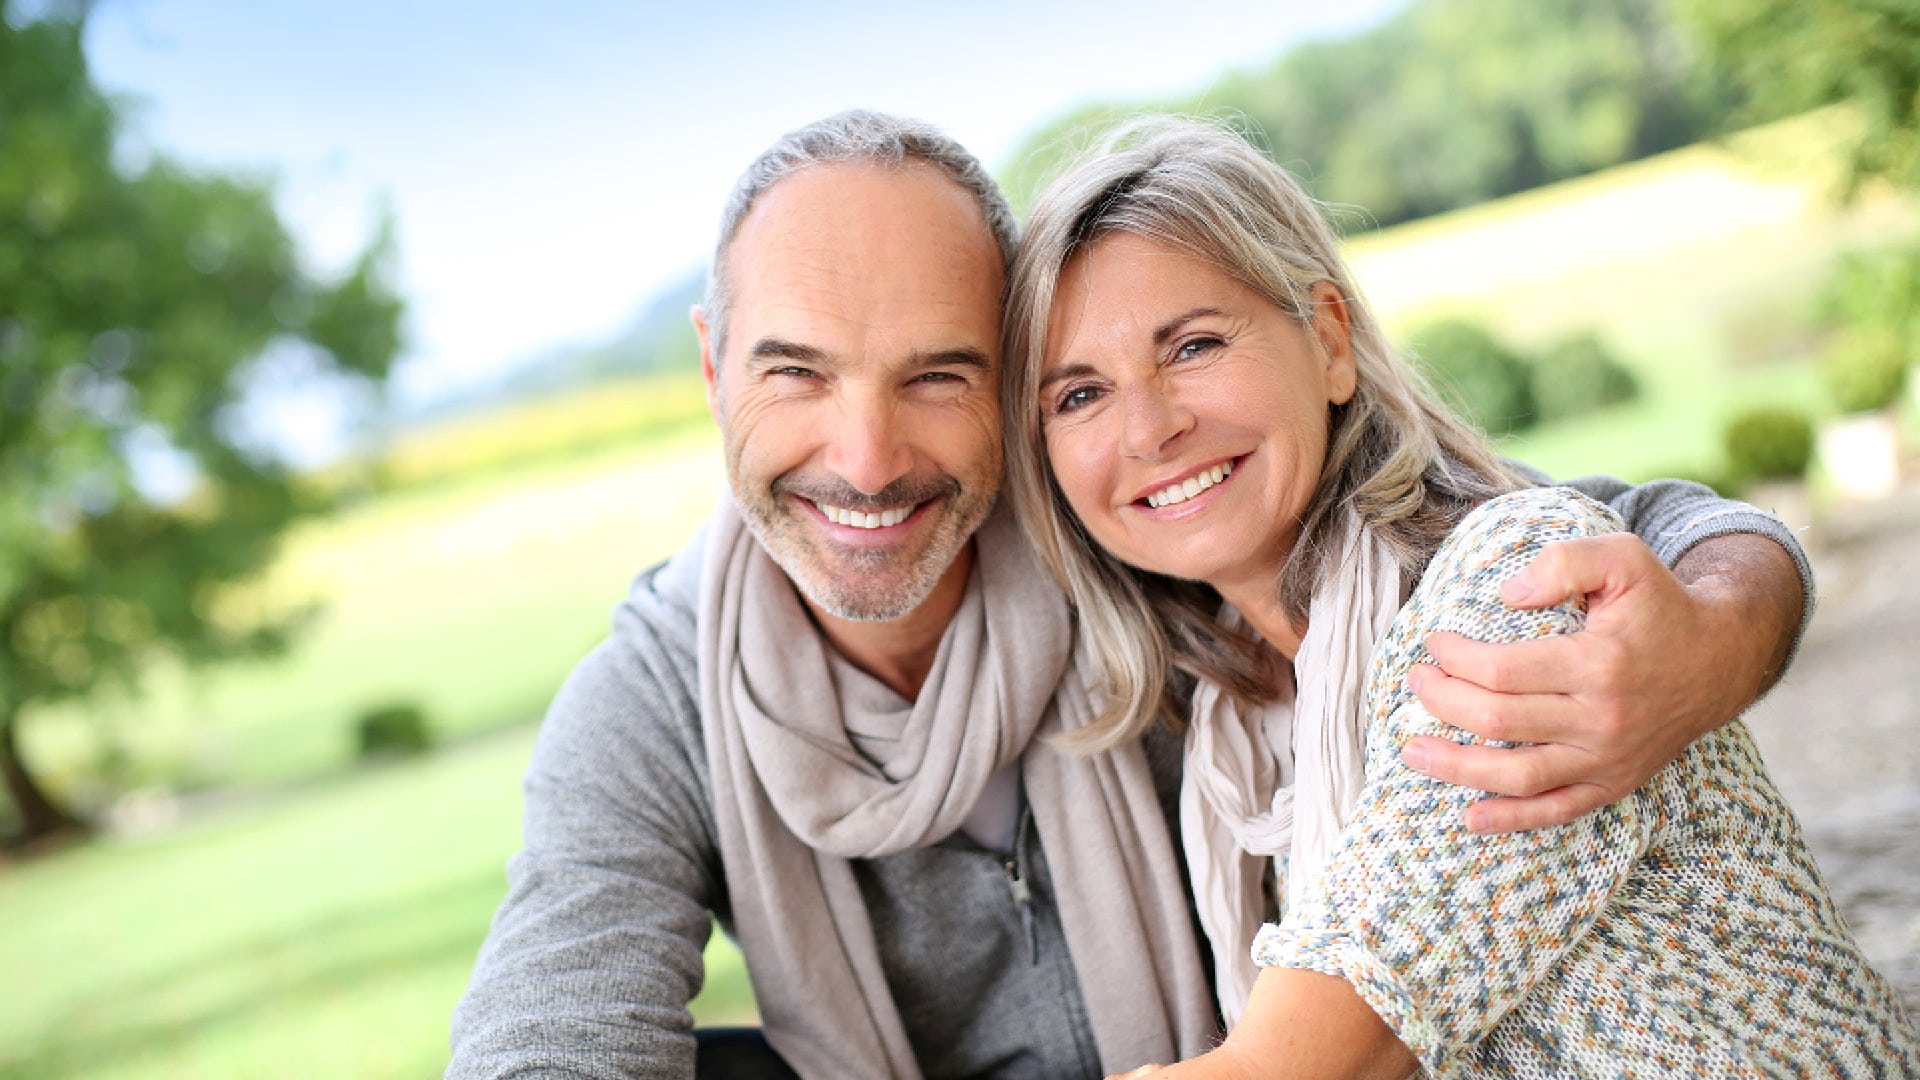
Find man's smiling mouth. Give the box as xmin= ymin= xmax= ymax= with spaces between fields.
xmin=810 ymin=499 xmax=918 ymax=529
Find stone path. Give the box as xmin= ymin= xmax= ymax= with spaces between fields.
xmin=1743 ymin=482 xmax=1920 ymax=1018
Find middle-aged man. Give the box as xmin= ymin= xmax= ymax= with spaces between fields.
xmin=449 ymin=111 xmax=1811 ymax=1080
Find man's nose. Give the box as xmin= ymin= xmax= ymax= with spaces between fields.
xmin=823 ymin=389 xmax=915 ymax=496
xmin=1119 ymin=380 xmax=1194 ymax=461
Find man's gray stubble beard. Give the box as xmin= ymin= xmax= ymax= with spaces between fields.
xmin=734 ymin=479 xmax=992 ymax=624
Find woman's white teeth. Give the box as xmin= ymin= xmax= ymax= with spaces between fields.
xmin=1147 ymin=462 xmax=1232 ymax=509
xmin=816 ymin=502 xmax=912 ymax=529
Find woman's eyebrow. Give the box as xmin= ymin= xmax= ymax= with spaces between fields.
xmin=1038 ymin=362 xmax=1098 ymax=392
xmin=1153 ymin=307 xmax=1225 ymax=347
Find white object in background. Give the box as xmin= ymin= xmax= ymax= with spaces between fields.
xmin=1818 ymin=411 xmax=1900 ymax=501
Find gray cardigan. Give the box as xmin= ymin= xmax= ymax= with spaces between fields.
xmin=446 ymin=476 xmax=1811 ymax=1079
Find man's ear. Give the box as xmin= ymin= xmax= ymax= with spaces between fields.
xmin=1310 ymin=281 xmax=1357 ymax=406
xmin=691 ymin=305 xmax=720 ymax=421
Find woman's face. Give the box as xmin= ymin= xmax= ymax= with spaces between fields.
xmin=1037 ymin=233 xmax=1356 ymax=595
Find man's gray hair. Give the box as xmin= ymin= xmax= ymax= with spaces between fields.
xmin=703 ymin=109 xmax=1019 ymax=361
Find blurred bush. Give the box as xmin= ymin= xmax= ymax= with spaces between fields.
xmin=1531 ymin=333 xmax=1640 ymax=422
xmin=1407 ymin=317 xmax=1536 ymax=436
xmin=355 ymin=703 xmax=434 ymax=759
xmin=1723 ymin=407 xmax=1815 ymax=485
xmin=1819 ymin=243 xmax=1919 ymax=413
xmin=1823 ymin=328 xmax=1911 ymax=414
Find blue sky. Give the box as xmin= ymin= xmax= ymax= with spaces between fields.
xmin=85 ymin=1 xmax=1405 ymax=421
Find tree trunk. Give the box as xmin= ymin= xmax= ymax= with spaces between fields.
xmin=1 ymin=710 xmax=84 ymax=848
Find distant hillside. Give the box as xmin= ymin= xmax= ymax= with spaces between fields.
xmin=996 ymin=0 xmax=1766 ymax=225
xmin=495 ymin=269 xmax=705 ymax=398
xmin=402 ymin=269 xmax=704 ymax=426
xmin=449 ymin=0 xmax=1752 ymax=423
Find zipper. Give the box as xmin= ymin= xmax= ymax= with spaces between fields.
xmin=1005 ymin=804 xmax=1037 ymax=964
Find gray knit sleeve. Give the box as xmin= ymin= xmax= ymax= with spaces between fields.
xmin=447 ymin=567 xmax=720 ymax=1080
xmin=1541 ymin=470 xmax=1816 ymax=672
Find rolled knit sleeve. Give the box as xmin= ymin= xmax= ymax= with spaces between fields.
xmin=1251 ymin=488 xmax=1660 ymax=1075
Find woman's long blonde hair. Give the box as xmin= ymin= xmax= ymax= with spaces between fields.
xmin=1002 ymin=117 xmax=1525 ymax=751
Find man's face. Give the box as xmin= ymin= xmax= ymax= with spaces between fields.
xmin=695 ymin=162 xmax=1005 ymax=622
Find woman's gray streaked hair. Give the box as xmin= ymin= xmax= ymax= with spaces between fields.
xmin=703 ymin=109 xmax=1019 ymax=361
xmin=1002 ymin=116 xmax=1527 ymax=751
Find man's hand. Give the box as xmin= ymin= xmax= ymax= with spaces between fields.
xmin=1401 ymin=532 xmax=1804 ymax=833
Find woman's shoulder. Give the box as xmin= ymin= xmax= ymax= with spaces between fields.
xmin=1439 ymin=486 xmax=1625 ymax=567
xmin=1400 ymin=487 xmax=1626 ymax=627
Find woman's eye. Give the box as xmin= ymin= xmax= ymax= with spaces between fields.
xmin=1174 ymin=336 xmax=1224 ymax=362
xmin=1054 ymin=385 xmax=1103 ymax=415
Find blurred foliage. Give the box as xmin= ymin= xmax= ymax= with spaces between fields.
xmin=0 ymin=3 xmax=404 ymax=844
xmin=1001 ymin=0 xmax=1750 ymax=222
xmin=1816 ymin=241 xmax=1919 ymax=414
xmin=1824 ymin=328 xmax=1912 ymax=415
xmin=1723 ymin=406 xmax=1814 ymax=483
xmin=1822 ymin=242 xmax=1920 ymax=336
xmin=355 ymin=702 xmax=433 ymax=759
xmin=1405 ymin=317 xmax=1537 ymax=436
xmin=1677 ymin=0 xmax=1920 ymax=192
xmin=1531 ymin=333 xmax=1641 ymax=422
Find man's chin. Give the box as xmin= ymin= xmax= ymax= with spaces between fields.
xmin=736 ymin=490 xmax=986 ymax=622
xmin=786 ymin=556 xmax=945 ymax=623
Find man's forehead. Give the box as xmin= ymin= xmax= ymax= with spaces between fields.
xmin=732 ymin=162 xmax=998 ymax=270
xmin=723 ymin=162 xmax=1005 ymax=357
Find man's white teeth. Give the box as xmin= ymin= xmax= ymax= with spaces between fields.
xmin=816 ymin=502 xmax=912 ymax=529
xmin=1146 ymin=462 xmax=1232 ymax=509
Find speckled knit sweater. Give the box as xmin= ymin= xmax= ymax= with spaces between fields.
xmin=1253 ymin=487 xmax=1920 ymax=1078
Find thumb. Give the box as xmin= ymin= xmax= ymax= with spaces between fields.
xmin=1501 ymin=534 xmax=1642 ymax=609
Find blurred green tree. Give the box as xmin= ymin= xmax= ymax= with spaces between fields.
xmin=0 ymin=3 xmax=404 ymax=845
xmin=1406 ymin=317 xmax=1537 ymax=437
xmin=1678 ymin=0 xmax=1920 ymax=191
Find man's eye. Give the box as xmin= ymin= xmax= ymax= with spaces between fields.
xmin=914 ymin=370 xmax=964 ymax=385
xmin=769 ymin=366 xmax=817 ymax=379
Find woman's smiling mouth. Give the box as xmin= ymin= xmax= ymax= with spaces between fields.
xmin=1140 ymin=458 xmax=1237 ymax=509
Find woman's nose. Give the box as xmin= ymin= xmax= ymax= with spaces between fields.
xmin=1118 ymin=381 xmax=1194 ymax=461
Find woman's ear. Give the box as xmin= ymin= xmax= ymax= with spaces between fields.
xmin=1310 ymin=281 xmax=1357 ymax=406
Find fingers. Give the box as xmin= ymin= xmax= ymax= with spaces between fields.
xmin=1399 ymin=736 xmax=1599 ymax=798
xmin=1499 ymin=533 xmax=1654 ymax=610
xmin=1110 ymin=1066 xmax=1163 ymax=1080
xmin=1400 ymin=736 xmax=1624 ymax=832
xmin=1408 ymin=658 xmax=1585 ymax=742
xmin=1459 ymin=786 xmax=1613 ymax=833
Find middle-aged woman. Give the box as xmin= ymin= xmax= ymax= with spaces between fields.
xmin=1001 ymin=118 xmax=1920 ymax=1078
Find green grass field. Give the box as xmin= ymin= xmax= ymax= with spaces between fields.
xmin=5 ymin=111 xmax=1913 ymax=1078
xmin=0 ymin=725 xmax=754 ymax=1079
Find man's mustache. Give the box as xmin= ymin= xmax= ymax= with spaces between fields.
xmin=774 ymin=472 xmax=961 ymax=513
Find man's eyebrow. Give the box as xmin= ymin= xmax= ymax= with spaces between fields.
xmin=912 ymin=347 xmax=991 ymax=371
xmin=745 ymin=337 xmax=830 ymax=366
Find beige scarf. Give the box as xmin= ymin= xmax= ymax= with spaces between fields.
xmin=698 ymin=497 xmax=1216 ymax=1078
xmin=1179 ymin=515 xmax=1401 ymax=1025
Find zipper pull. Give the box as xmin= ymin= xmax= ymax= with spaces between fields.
xmin=1004 ymin=857 xmax=1037 ymax=964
